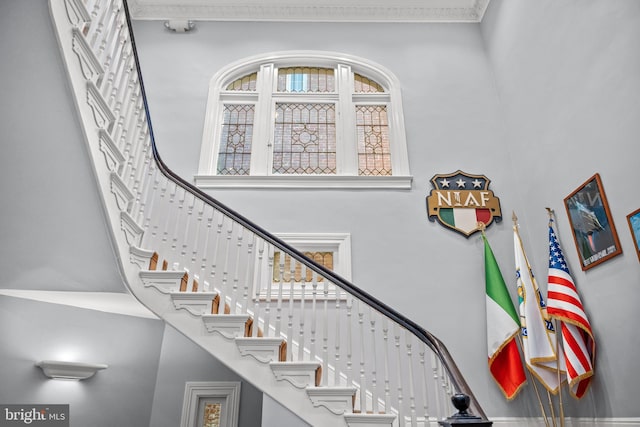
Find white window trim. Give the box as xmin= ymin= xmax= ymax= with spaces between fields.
xmin=180 ymin=381 xmax=241 ymax=427
xmin=255 ymin=232 xmax=352 ymax=301
xmin=196 ymin=51 xmax=412 ymax=189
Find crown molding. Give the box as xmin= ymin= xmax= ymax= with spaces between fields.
xmin=127 ymin=0 xmax=490 ymax=23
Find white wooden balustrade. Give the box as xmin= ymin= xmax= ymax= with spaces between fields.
xmin=50 ymin=0 xmax=489 ymax=425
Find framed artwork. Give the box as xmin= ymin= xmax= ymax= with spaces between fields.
xmin=627 ymin=208 xmax=640 ymax=262
xmin=180 ymin=382 xmax=241 ymax=427
xmin=564 ymin=173 xmax=622 ymax=270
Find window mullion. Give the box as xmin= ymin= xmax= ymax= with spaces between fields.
xmin=336 ymin=64 xmax=357 ymax=175
xmin=250 ymin=63 xmax=275 ymax=175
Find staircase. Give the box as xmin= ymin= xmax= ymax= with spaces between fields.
xmin=49 ymin=0 xmax=489 ymax=425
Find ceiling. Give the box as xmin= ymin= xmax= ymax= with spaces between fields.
xmin=127 ymin=0 xmax=491 ymax=23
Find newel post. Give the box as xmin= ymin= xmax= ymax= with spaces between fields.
xmin=438 ymin=394 xmax=493 ymax=427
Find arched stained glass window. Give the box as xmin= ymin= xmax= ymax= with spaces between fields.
xmin=196 ymin=52 xmax=411 ymax=189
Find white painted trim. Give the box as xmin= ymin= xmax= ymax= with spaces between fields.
xmin=194 ymin=174 xmax=413 ymax=189
xmin=127 ymin=0 xmax=491 ymax=23
xmin=179 ymin=381 xmax=241 ymax=427
xmin=0 ymin=290 xmax=157 ymax=319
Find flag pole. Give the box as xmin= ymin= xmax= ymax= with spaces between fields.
xmin=546 ymin=208 xmax=566 ymax=427
xmin=554 ymin=319 xmax=566 ymax=427
xmin=516 ymin=334 xmax=551 ymax=427
xmin=512 ymin=212 xmax=552 ymax=427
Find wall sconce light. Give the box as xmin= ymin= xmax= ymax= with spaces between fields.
xmin=36 ymin=360 xmax=108 ymax=380
xmin=164 ymin=20 xmax=195 ymax=33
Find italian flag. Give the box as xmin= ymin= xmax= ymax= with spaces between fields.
xmin=483 ymin=234 xmax=527 ymax=399
xmin=440 ymin=208 xmax=491 ymax=235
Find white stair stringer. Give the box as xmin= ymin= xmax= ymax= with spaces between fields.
xmin=135 ymin=281 xmax=353 ymax=426
xmin=306 ymin=387 xmax=358 ymax=415
xmin=170 ymin=292 xmax=218 ymax=316
xmin=270 ymin=361 xmax=321 ymax=389
xmin=344 ymin=414 xmax=397 ymax=427
xmin=139 ymin=270 xmax=186 ymax=294
xmin=235 ymin=337 xmax=285 ymax=363
xmin=202 ymin=314 xmax=250 ymax=339
xmin=129 ymin=246 xmax=155 ymax=270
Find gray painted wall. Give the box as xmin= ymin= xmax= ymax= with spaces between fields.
xmin=0 ymin=0 xmax=124 ymax=293
xmin=480 ymin=0 xmax=640 ymax=419
xmin=0 ymin=297 xmax=165 ymax=426
xmin=131 ymin=1 xmax=640 ymax=420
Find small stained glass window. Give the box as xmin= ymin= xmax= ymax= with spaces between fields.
xmin=356 ymin=105 xmax=392 ymax=176
xmin=203 ymin=403 xmax=221 ymax=427
xmin=273 ymin=103 xmax=336 ymax=174
xmin=217 ymin=104 xmax=254 ymax=175
xmin=354 ymin=73 xmax=385 ymax=93
xmin=277 ymin=67 xmax=335 ymax=93
xmin=273 ymin=251 xmax=334 ymax=283
xmin=226 ymin=72 xmax=258 ymax=91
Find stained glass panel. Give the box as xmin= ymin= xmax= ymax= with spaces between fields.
xmin=225 ymin=72 xmax=258 ymax=91
xmin=273 ymin=103 xmax=336 ymax=174
xmin=354 ymin=73 xmax=384 ymax=93
xmin=203 ymin=403 xmax=221 ymax=427
xmin=273 ymin=251 xmax=334 ymax=283
xmin=356 ymin=105 xmax=392 ymax=176
xmin=277 ymin=67 xmax=335 ymax=93
xmin=216 ymin=104 xmax=254 ymax=175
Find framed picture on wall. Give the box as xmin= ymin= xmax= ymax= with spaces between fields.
xmin=564 ymin=173 xmax=622 ymax=270
xmin=180 ymin=382 xmax=240 ymax=427
xmin=627 ymin=208 xmax=640 ymax=262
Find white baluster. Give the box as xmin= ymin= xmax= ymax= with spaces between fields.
xmin=274 ymin=249 xmax=285 ymax=336
xmin=180 ymin=192 xmax=196 ymax=259
xmin=86 ymin=0 xmax=109 ymax=49
xmin=382 ymin=317 xmax=391 ymax=415
xmin=170 ymin=186 xmax=186 ymax=255
xmin=370 ymin=308 xmax=379 ymax=414
xmin=297 ymin=266 xmax=307 ymax=361
xmin=358 ymin=301 xmax=366 ymax=412
xmin=229 ymin=227 xmax=244 ymax=314
xmin=137 ymin=162 xmax=157 ymax=230
xmin=322 ymin=278 xmax=329 ymax=387
xmin=150 ymin=175 xmax=168 ymax=241
xmin=419 ymin=343 xmax=431 ymax=426
xmin=262 ymin=245 xmax=275 ymax=336
xmin=309 ymin=275 xmax=318 ymax=363
xmin=190 ymin=199 xmax=205 ymax=264
xmin=287 ymin=256 xmax=296 ymax=361
xmin=251 ymin=239 xmax=266 ymax=338
xmin=240 ymin=233 xmax=255 ymax=314
xmin=216 ymin=218 xmax=234 ymax=314
xmin=405 ymin=331 xmax=417 ymax=426
xmin=209 ymin=211 xmax=224 ymax=293
xmin=431 ymin=353 xmax=442 ymax=422
xmin=346 ymin=298 xmax=354 ymax=387
xmin=161 ymin=181 xmax=177 ymax=247
xmin=394 ymin=325 xmax=405 ymax=425
xmin=333 ymin=291 xmax=341 ymax=386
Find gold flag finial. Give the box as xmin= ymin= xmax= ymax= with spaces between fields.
xmin=512 ymin=211 xmax=518 ymax=224
xmin=546 ymin=207 xmax=554 ymax=224
xmin=477 ymin=221 xmax=487 ymax=235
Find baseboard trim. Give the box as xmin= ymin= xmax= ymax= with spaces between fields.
xmin=490 ymin=418 xmax=640 ymax=426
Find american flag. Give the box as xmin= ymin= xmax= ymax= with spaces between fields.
xmin=546 ymin=222 xmax=596 ymax=399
